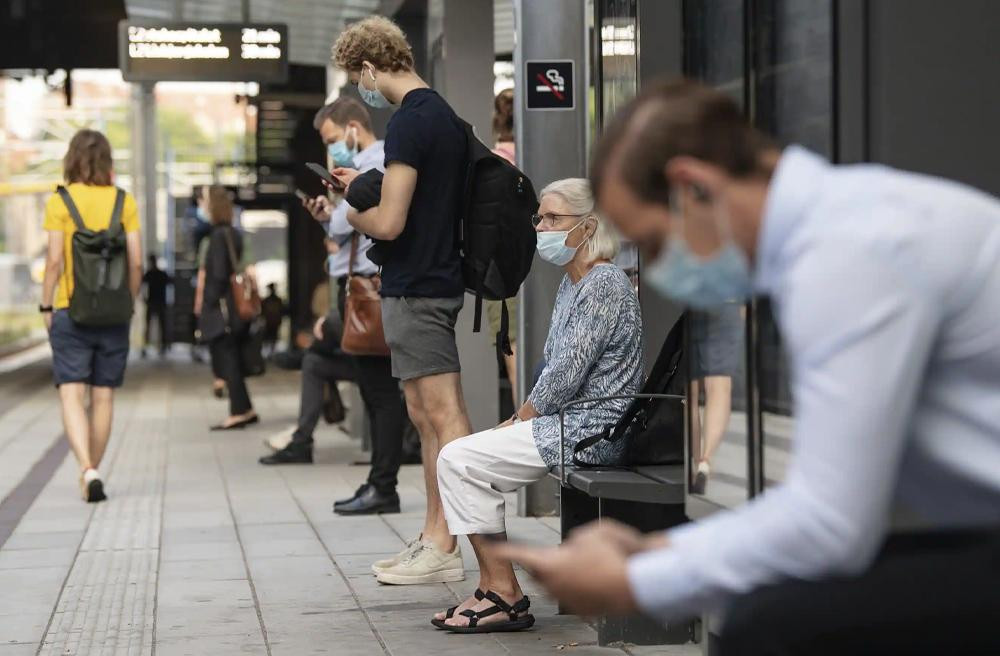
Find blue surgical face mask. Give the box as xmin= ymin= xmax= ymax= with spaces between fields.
xmin=537 ymin=220 xmax=587 ymax=266
xmin=328 ymin=127 xmax=358 ymax=167
xmin=644 ymin=191 xmax=752 ymax=308
xmin=195 ymin=206 xmax=208 ymax=222
xmin=358 ymin=67 xmax=391 ymax=109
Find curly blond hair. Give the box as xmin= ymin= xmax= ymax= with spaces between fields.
xmin=332 ymin=16 xmax=414 ymax=73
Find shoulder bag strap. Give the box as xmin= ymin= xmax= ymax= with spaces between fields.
xmin=347 ymin=232 xmax=359 ymax=278
xmin=56 ymin=186 xmax=87 ymax=232
xmin=108 ymin=188 xmax=125 ymax=231
xmin=221 ymin=227 xmax=240 ymax=273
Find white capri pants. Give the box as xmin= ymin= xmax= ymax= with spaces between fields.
xmin=437 ymin=419 xmax=549 ymax=535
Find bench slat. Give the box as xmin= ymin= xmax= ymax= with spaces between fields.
xmin=566 ymin=469 xmax=682 ymax=504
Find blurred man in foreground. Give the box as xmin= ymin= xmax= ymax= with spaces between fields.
xmin=497 ymin=80 xmax=1000 ymax=655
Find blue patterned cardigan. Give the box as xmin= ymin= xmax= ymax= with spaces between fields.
xmin=528 ymin=264 xmax=644 ymax=467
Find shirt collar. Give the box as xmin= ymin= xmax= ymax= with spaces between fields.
xmin=354 ymin=140 xmax=384 ymax=167
xmin=754 ymin=145 xmax=830 ymax=294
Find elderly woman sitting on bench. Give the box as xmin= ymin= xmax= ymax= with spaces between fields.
xmin=432 ymin=178 xmax=644 ymax=634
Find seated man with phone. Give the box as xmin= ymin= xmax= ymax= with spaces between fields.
xmin=261 ymin=97 xmax=410 ymax=518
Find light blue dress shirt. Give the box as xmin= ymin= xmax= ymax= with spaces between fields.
xmin=326 ymin=140 xmax=384 ymax=278
xmin=627 ymin=146 xmax=1000 ymax=622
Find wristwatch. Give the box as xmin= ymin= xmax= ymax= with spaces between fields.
xmin=510 ymin=411 xmax=523 ymax=424
xmin=38 ymin=305 xmax=53 ymax=314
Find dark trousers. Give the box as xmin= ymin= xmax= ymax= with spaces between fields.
xmin=291 ymin=350 xmax=354 ymax=447
xmin=716 ymin=528 xmax=1000 ymax=656
xmin=210 ymin=333 xmax=252 ymax=415
xmin=145 ymin=303 xmax=168 ymax=351
xmin=354 ymin=354 xmax=406 ymax=494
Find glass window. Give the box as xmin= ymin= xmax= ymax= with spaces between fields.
xmin=752 ymin=0 xmax=833 ymax=486
xmin=683 ymin=0 xmax=751 ymax=509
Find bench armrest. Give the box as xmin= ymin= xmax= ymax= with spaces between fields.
xmin=558 ymin=393 xmax=685 ymax=486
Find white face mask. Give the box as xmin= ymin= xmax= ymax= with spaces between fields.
xmin=358 ymin=66 xmax=391 ymax=109
xmin=537 ymin=220 xmax=589 ymax=266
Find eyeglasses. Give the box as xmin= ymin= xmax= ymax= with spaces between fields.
xmin=531 ymin=212 xmax=587 ymax=228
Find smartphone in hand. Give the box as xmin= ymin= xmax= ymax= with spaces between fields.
xmin=306 ymin=163 xmax=345 ymax=192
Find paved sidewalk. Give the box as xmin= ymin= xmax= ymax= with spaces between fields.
xmin=0 ymin=357 xmax=698 ymax=656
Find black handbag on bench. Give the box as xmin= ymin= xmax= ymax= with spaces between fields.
xmin=571 ymin=315 xmax=687 ymax=467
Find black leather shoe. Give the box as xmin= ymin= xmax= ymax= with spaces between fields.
xmin=334 ymin=486 xmax=400 ymax=515
xmin=259 ymin=444 xmax=313 ymax=465
xmin=334 ymin=483 xmax=371 ymax=509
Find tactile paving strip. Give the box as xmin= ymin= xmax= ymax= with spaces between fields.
xmin=39 ymin=387 xmax=168 ymax=656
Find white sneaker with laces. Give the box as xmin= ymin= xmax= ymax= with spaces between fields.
xmin=371 ymin=537 xmax=423 ymax=575
xmin=375 ymin=540 xmax=465 ymax=585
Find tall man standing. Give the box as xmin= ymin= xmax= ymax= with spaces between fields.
xmin=332 ymin=16 xmax=471 ymax=584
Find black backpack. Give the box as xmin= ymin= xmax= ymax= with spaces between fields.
xmin=56 ymin=186 xmax=134 ymax=326
xmin=573 ymin=315 xmax=687 ymax=467
xmin=457 ymin=120 xmax=539 ymax=356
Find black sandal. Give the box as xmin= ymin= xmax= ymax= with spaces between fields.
xmin=441 ymin=590 xmax=535 ymax=634
xmin=431 ymin=589 xmax=484 ymax=629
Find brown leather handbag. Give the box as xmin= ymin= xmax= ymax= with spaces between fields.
xmin=222 ymin=227 xmax=261 ymax=321
xmin=341 ymin=234 xmax=390 ymax=356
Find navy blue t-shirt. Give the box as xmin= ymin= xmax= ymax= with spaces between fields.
xmin=381 ymin=88 xmax=466 ymax=298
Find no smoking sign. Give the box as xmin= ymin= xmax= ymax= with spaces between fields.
xmin=526 ymin=60 xmax=575 ymax=110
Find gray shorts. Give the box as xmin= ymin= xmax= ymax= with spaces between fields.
xmin=381 ymin=296 xmax=464 ymax=381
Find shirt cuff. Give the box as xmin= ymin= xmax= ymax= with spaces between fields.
xmin=626 ymin=525 xmax=705 ymax=621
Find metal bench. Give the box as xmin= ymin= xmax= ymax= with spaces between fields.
xmin=551 ymin=394 xmax=693 ymax=646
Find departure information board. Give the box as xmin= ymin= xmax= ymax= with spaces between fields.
xmin=119 ymin=21 xmax=288 ymax=83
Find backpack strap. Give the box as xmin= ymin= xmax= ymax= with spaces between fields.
xmin=56 ymin=186 xmax=87 ymax=232
xmin=108 ymin=188 xmax=125 ymax=231
xmin=572 ymin=427 xmax=611 ymax=467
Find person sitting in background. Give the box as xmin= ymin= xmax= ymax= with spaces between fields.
xmin=431 ymin=178 xmax=643 ymax=633
xmin=261 ymin=97 xmax=408 ymax=517
xmin=141 ymin=253 xmax=172 ymax=358
xmin=194 ymin=185 xmax=258 ymax=431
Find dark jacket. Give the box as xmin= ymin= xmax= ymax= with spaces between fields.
xmin=198 ymin=225 xmax=245 ymax=342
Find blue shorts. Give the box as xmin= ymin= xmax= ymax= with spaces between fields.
xmin=49 ymin=310 xmax=130 ymax=388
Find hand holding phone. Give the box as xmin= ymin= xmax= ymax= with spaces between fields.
xmin=306 ymin=163 xmax=345 ymax=192
xmin=294 ymin=189 xmax=310 ymax=202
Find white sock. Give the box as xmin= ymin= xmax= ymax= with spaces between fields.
xmin=697 ymin=461 xmax=711 ymax=476
xmin=83 ymin=468 xmax=100 ymax=484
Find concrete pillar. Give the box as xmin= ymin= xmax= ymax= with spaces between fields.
xmin=131 ymin=82 xmax=157 ymax=256
xmin=514 ymin=0 xmax=589 ymax=516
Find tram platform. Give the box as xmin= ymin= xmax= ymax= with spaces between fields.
xmin=0 ymin=351 xmax=697 ymax=656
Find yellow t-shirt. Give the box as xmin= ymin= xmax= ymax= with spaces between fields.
xmin=43 ymin=183 xmax=140 ymax=309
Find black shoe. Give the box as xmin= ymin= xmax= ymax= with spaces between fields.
xmin=334 ymin=486 xmax=400 ymax=516
xmin=334 ymin=483 xmax=371 ymax=509
xmin=259 ymin=443 xmax=313 ymax=465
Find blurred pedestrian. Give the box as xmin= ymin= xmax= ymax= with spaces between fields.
xmin=141 ymin=253 xmax=172 ymax=358
xmin=260 ymin=283 xmax=285 ymax=356
xmin=195 ymin=185 xmax=259 ymax=431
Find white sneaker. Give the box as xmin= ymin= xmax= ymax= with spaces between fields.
xmin=264 ymin=426 xmax=296 ymax=452
xmin=375 ymin=540 xmax=465 ymax=585
xmin=371 ymin=537 xmax=423 ymax=575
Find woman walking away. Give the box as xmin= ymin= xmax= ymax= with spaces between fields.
xmin=194 ymin=185 xmax=259 ymax=431
xmin=41 ymin=129 xmax=143 ymax=503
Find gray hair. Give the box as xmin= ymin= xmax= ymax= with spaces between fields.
xmin=539 ymin=177 xmax=621 ymax=262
